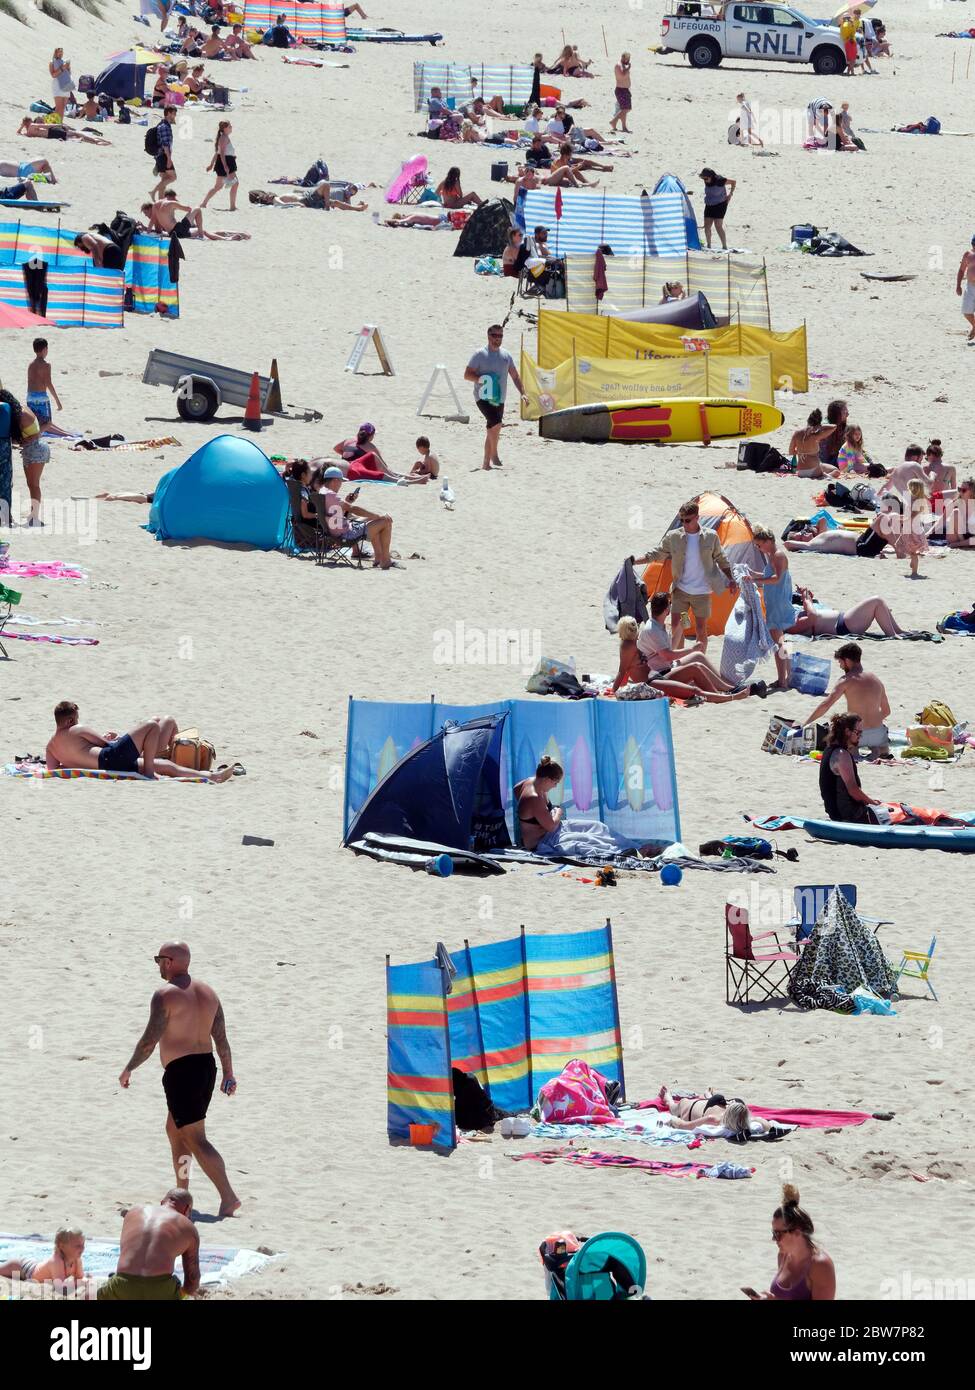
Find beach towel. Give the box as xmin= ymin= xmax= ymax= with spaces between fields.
xmin=69 ymin=436 xmax=179 ymax=452
xmin=0 ymin=1234 xmax=276 ymax=1288
xmin=634 ymin=1097 xmax=872 ymax=1129
xmin=720 ymin=566 xmax=774 ymax=684
xmin=508 ymin=1150 xmax=752 ymax=1177
xmin=748 ymin=805 xmax=975 ymax=833
xmin=538 ymin=1059 xmax=617 ymax=1124
xmin=3 ymin=764 xmax=208 ymax=782
xmin=0 ymin=560 xmax=86 ymax=581
xmin=1 ymin=632 xmax=98 ymax=645
xmin=530 ymin=1121 xmax=692 ymax=1149
xmin=603 ymin=555 xmax=648 ymax=633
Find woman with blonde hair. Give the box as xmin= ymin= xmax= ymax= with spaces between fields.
xmin=1 ymin=1223 xmax=86 ymax=1288
xmin=50 ymin=48 xmax=73 ymax=119
xmin=748 ymin=525 xmax=793 ymax=690
xmin=613 ymin=612 xmax=765 ymax=703
xmin=200 ymin=121 xmax=238 ymax=212
xmin=743 ymin=1185 xmax=836 ymax=1300
xmin=657 ymin=1085 xmax=771 ymax=1137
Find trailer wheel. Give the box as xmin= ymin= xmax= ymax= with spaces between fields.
xmin=811 ymin=45 xmax=844 ymax=76
xmin=688 ymin=38 xmax=721 ymax=68
xmin=176 ymin=378 xmax=220 ymax=422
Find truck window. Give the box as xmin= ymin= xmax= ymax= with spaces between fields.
xmin=733 ymin=5 xmax=773 ymax=22
xmin=771 ymin=7 xmax=803 ymax=24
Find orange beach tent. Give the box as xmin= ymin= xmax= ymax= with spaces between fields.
xmin=640 ymin=491 xmax=761 ymax=637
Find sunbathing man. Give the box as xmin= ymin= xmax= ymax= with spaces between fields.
xmin=16 ymin=118 xmax=111 ymax=145
xmin=119 ymin=941 xmax=240 ymax=1219
xmin=97 ymin=1191 xmax=199 ymax=1301
xmin=257 ymin=180 xmax=367 ymax=211
xmin=140 ymin=194 xmax=251 ymax=241
xmin=224 ymin=24 xmax=256 ymax=59
xmin=658 ymin=1085 xmax=771 ymax=1138
xmin=553 ymin=141 xmax=612 ymax=178
xmin=800 ymin=641 xmax=891 ymax=757
xmin=0 ymin=181 xmax=39 ymax=202
xmin=785 ymin=588 xmax=905 ymax=639
xmin=0 ymin=1225 xmax=87 ymax=1291
xmin=45 ymin=701 xmax=234 ymax=780
xmin=0 ymin=156 xmax=57 ymax=183
xmin=201 ymin=26 xmax=228 ymax=60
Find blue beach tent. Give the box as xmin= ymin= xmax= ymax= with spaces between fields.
xmin=345 ymin=714 xmax=512 ymax=852
xmin=652 ymin=173 xmax=702 ymax=251
xmin=147 ymin=435 xmax=289 ymax=548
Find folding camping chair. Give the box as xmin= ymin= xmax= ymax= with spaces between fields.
xmin=285 ymin=476 xmax=321 ymax=557
xmin=894 ymin=937 xmax=938 ymax=1002
xmin=0 ymin=580 xmax=22 ymax=660
xmin=311 ymin=491 xmax=362 ymax=569
xmin=726 ymin=902 xmax=798 ymax=1006
xmin=787 ymin=884 xmax=892 ymax=944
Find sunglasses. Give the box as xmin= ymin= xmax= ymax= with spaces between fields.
xmin=153 ymin=955 xmax=173 ymax=964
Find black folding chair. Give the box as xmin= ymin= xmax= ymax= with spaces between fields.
xmin=311 ymin=491 xmax=362 ymax=569
xmin=284 ymin=476 xmax=321 ymax=557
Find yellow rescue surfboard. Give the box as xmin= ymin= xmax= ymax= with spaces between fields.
xmin=538 ymin=397 xmax=783 ymax=445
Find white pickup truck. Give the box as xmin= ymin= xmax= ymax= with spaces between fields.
xmin=659 ymin=3 xmax=847 ymax=76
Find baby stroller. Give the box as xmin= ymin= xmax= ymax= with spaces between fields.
xmin=541 ymin=1231 xmax=648 ymax=1301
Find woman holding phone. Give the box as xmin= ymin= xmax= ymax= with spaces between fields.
xmin=742 ymin=1185 xmax=836 ymax=1301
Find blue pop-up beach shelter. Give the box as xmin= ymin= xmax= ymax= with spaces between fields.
xmin=652 ymin=172 xmax=702 ymax=251
xmin=147 ymin=435 xmax=288 ymax=548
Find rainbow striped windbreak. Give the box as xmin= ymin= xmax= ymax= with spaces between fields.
xmin=0 ymin=220 xmax=178 ymax=318
xmin=242 ymin=3 xmax=347 ymax=42
xmin=387 ymin=923 xmax=624 ymax=1151
xmin=0 ymin=264 xmax=123 ymax=328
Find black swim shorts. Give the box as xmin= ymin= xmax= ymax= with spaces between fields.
xmin=173 ymin=216 xmax=192 ymax=240
xmin=162 ymin=1053 xmax=217 ymax=1129
xmin=98 ymin=733 xmax=140 ymax=773
xmin=154 ymin=152 xmax=171 ymax=176
xmin=476 ymin=399 xmax=504 ymax=428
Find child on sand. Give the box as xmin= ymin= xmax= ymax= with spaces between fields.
xmin=896 ymin=479 xmax=931 ymax=579
xmin=410 ymin=436 xmax=440 ymax=481
xmin=26 ymin=338 xmax=67 ymax=437
xmin=0 ymin=1224 xmax=86 ymax=1288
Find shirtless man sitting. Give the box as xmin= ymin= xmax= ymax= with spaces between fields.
xmin=799 ymin=641 xmax=891 ymax=757
xmin=224 ymin=24 xmax=256 ymax=59
xmin=45 ymin=701 xmax=234 ymax=780
xmin=884 ymin=444 xmax=927 ymax=498
xmin=119 ymin=941 xmax=240 ymax=1218
xmin=97 ymin=1191 xmax=199 ymax=1301
xmin=201 ymin=26 xmax=228 ymax=60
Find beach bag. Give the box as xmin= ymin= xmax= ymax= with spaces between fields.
xmin=762 ymin=714 xmax=820 ymax=757
xmin=789 ymin=652 xmax=830 ymax=695
xmin=144 ymin=123 xmax=161 ymax=157
xmin=526 ymin=655 xmax=576 ymax=694
xmin=452 ymin=1067 xmax=502 ymax=1130
xmin=938 ymin=611 xmax=975 ymax=634
xmin=925 ymin=117 xmax=941 ymax=135
xmin=906 ymin=726 xmax=954 ymax=754
xmin=848 ymin=481 xmax=878 ymax=511
xmin=171 ymin=728 xmax=216 ymax=771
xmin=738 ymin=441 xmax=788 ymax=473
xmin=920 ymin=700 xmax=956 ymax=728
xmin=490 ymin=160 xmax=509 ymax=182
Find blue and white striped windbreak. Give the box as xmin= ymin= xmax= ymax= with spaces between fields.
xmin=413 ymin=63 xmax=535 ymax=110
xmin=521 ymin=189 xmax=690 ymax=256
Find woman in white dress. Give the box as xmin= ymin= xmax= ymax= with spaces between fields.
xmin=49 ymin=48 xmax=74 ymax=120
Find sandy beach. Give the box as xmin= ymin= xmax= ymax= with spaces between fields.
xmin=2 ymin=0 xmax=974 ymax=1303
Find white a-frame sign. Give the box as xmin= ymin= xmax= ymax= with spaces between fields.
xmin=416 ymin=364 xmax=469 ymax=423
xmin=345 ymin=325 xmax=395 ymax=376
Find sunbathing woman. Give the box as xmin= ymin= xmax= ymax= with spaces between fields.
xmin=613 ymin=616 xmax=766 ymax=703
xmin=784 ymin=500 xmax=901 ymax=557
xmin=256 ymin=181 xmax=367 ymax=210
xmin=554 ymin=141 xmax=612 ymax=176
xmin=547 ymin=45 xmax=595 ymax=77
xmin=786 ymin=587 xmax=905 ymax=638
xmin=332 ymin=423 xmax=425 ymax=483
xmin=944 ymin=478 xmax=975 ymax=548
xmin=17 ymin=118 xmax=111 ymax=145
xmin=658 ymin=1085 xmax=771 ymax=1138
xmin=790 ymin=408 xmax=838 ymax=479
xmin=515 ymin=756 xmax=660 ymax=859
xmin=0 ymin=1224 xmax=86 ymax=1289
xmin=383 ymin=209 xmax=452 ymax=227
xmin=436 ymin=166 xmax=483 ymax=208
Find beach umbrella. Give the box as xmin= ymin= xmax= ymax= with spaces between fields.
xmin=95 ymin=48 xmax=158 ymax=101
xmin=831 ymin=0 xmax=876 ymax=19
xmin=0 ymin=300 xmax=54 ymax=330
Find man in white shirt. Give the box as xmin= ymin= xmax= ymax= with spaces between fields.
xmin=634 ymin=499 xmax=736 ymax=654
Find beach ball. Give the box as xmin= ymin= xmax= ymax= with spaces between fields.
xmin=660 ymin=863 xmax=683 ymax=887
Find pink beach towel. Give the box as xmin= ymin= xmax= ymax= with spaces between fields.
xmin=636 ymin=1098 xmax=871 ymax=1128
xmin=0 ymin=561 xmax=86 ymax=581
xmin=538 ymin=1059 xmax=616 ymax=1124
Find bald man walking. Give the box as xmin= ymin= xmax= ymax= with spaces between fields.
xmin=119 ymin=942 xmax=241 ymax=1218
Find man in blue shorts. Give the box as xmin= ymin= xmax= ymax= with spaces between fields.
xmin=45 ymin=702 xmax=234 ymax=780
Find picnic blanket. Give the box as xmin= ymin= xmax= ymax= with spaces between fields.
xmin=69 ymin=436 xmax=179 ymax=452
xmin=508 ymin=1150 xmax=753 ymax=1177
xmin=0 ymin=1234 xmax=276 ymax=1288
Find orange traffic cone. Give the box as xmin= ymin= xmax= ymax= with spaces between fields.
xmin=243 ymin=371 xmax=262 ymax=432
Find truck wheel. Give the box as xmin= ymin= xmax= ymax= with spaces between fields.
xmin=687 ymin=38 xmax=721 ymax=69
xmin=176 ymin=378 xmax=220 ymax=423
xmin=812 ymin=46 xmax=844 ymax=76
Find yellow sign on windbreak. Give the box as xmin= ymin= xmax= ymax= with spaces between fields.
xmin=520 ymin=352 xmax=774 ymax=420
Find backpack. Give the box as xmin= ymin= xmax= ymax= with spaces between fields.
xmin=919 ymin=701 xmax=957 ymax=728
xmin=171 ymin=728 xmax=216 ymax=771
xmin=144 ymin=123 xmax=161 ymax=157
xmin=452 ymin=1067 xmax=503 ymax=1130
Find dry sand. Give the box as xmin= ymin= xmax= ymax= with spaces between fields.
xmin=1 ymin=0 xmax=974 ymax=1301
